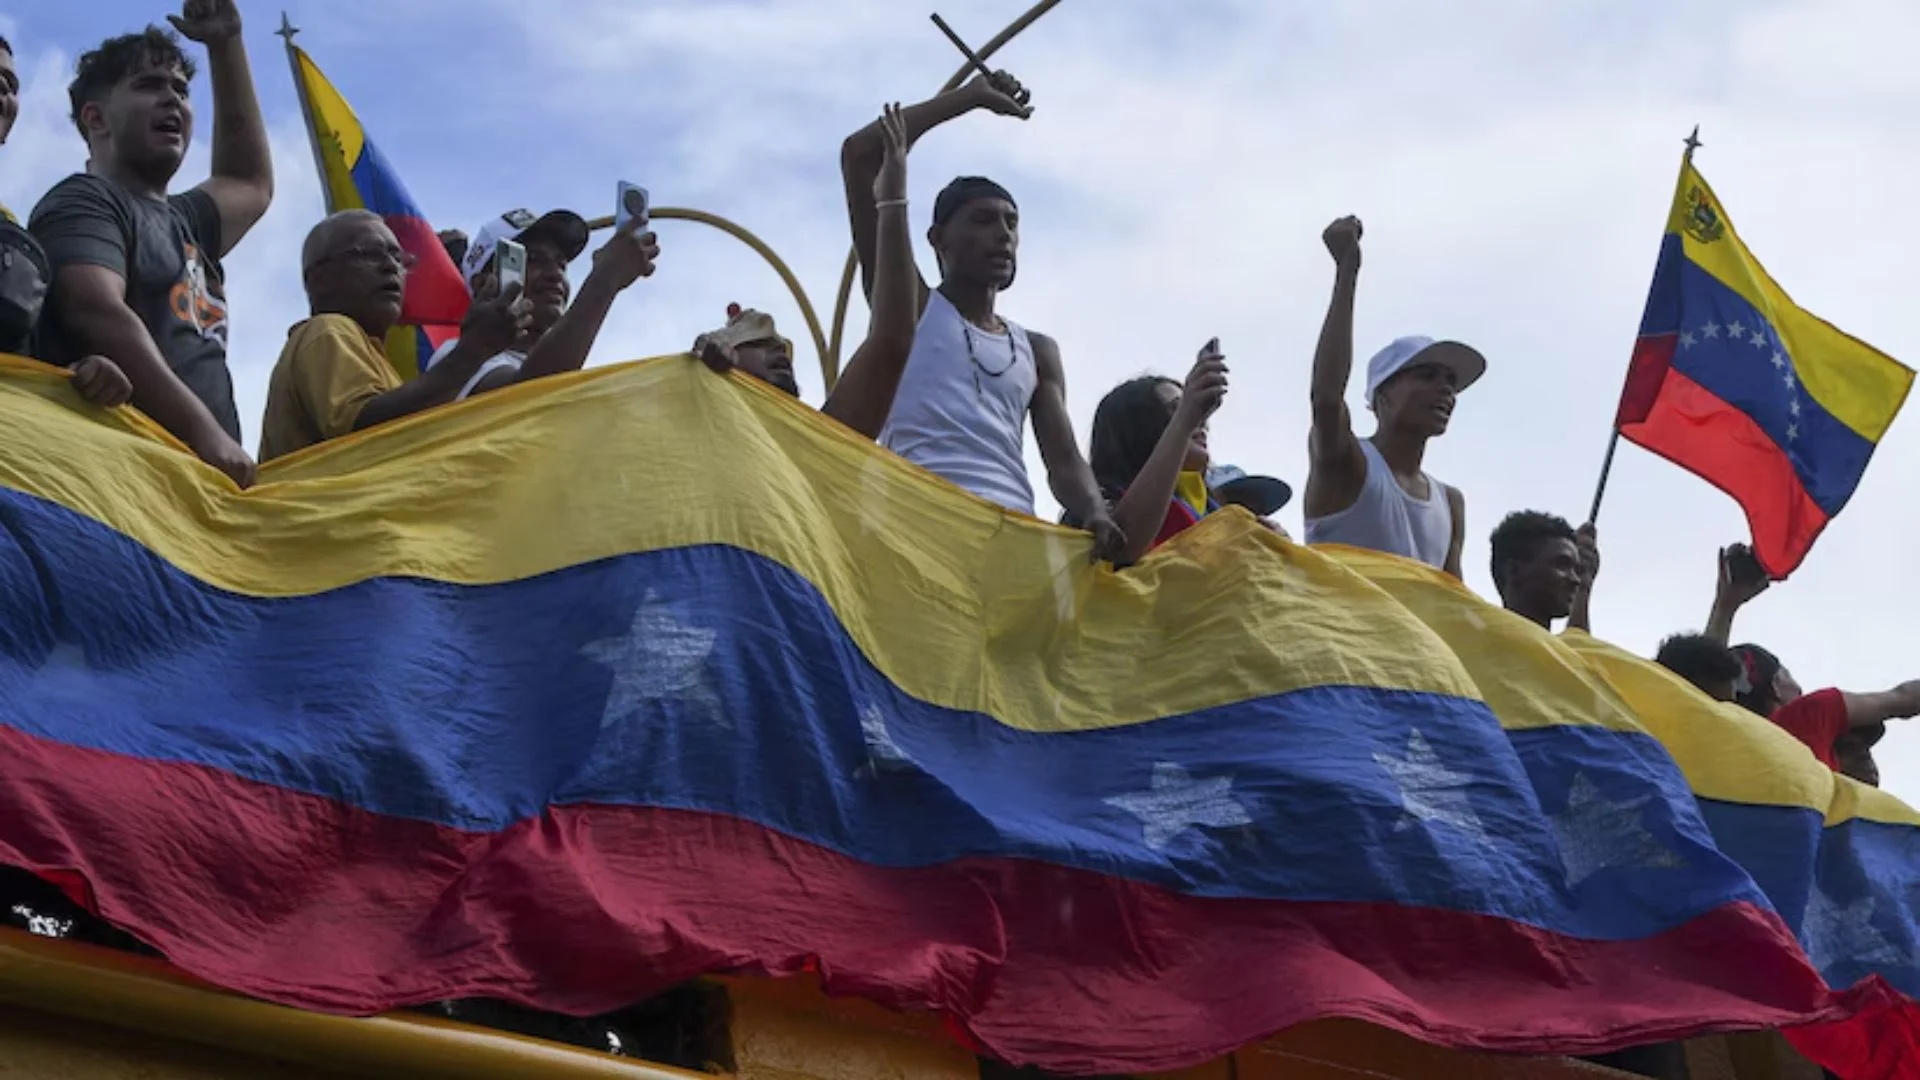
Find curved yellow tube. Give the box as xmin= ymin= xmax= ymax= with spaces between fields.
xmin=584 ymin=206 xmax=832 ymax=391
xmin=825 ymin=0 xmax=1068 ymax=384
xmin=0 ymin=928 xmax=706 ymax=1080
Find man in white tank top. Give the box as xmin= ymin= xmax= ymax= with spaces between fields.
xmin=840 ymin=71 xmax=1126 ymax=562
xmin=1302 ymin=217 xmax=1486 ymax=577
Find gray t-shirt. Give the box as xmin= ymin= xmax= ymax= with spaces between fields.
xmin=30 ymin=175 xmax=239 ymax=440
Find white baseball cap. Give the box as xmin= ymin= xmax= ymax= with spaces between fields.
xmin=1363 ymin=335 xmax=1487 ymax=410
xmin=459 ymin=208 xmax=590 ymax=292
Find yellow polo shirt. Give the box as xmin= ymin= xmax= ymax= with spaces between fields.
xmin=259 ymin=314 xmax=401 ymax=462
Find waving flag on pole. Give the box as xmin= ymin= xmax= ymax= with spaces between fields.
xmin=1613 ymin=156 xmax=1913 ymax=577
xmin=284 ymin=35 xmax=467 ymax=379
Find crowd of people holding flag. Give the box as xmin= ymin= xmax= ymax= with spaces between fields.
xmin=4 ymin=1 xmax=1920 ymax=1074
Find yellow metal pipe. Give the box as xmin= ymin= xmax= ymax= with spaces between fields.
xmin=584 ymin=206 xmax=833 ymax=395
xmin=825 ymin=0 xmax=1068 ymax=383
xmin=0 ymin=927 xmax=712 ymax=1080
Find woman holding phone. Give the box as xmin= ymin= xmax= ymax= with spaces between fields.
xmin=1070 ymin=341 xmax=1231 ymax=566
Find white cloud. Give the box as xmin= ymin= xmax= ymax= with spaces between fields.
xmin=10 ymin=0 xmax=1920 ymax=798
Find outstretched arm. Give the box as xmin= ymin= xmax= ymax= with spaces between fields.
xmin=825 ymin=103 xmax=918 ymax=439
xmin=498 ymin=218 xmax=659 ymax=390
xmin=1107 ymin=342 xmax=1228 ymax=565
xmin=1030 ymin=332 xmax=1126 ymax=562
xmin=1303 ymin=216 xmax=1367 ymax=520
xmin=173 ymin=0 xmax=273 ymax=254
xmin=1843 ymin=681 xmax=1920 ymax=728
xmin=839 ymin=72 xmax=1030 ymax=306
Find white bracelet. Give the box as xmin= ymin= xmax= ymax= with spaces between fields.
xmin=875 ymin=198 xmax=908 ymax=210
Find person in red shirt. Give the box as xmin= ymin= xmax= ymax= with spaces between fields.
xmin=1077 ymin=341 xmax=1231 ymax=565
xmin=1705 ymin=543 xmax=1919 ymax=785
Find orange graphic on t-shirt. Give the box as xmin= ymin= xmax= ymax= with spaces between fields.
xmin=168 ymin=242 xmax=229 ymax=342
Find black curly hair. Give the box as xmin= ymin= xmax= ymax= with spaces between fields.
xmin=68 ymin=26 xmax=196 ymax=141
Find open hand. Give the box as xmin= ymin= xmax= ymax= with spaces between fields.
xmin=71 ymin=355 xmax=133 ymax=408
xmin=873 ymin=103 xmax=909 ymax=204
xmin=591 ymin=216 xmax=660 ymax=292
xmin=966 ymin=70 xmax=1032 ymax=119
xmin=460 ymin=281 xmax=533 ymax=358
xmin=1323 ymin=216 xmax=1363 ymax=269
xmin=169 ymin=0 xmax=243 ymax=44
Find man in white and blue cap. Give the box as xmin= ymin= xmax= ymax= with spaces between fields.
xmin=1206 ymin=463 xmax=1294 ymax=537
xmin=428 ymin=206 xmax=659 ymax=399
xmin=1301 ymin=215 xmax=1486 ymax=576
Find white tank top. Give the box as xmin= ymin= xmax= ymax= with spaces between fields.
xmin=880 ymin=290 xmax=1037 ymax=514
xmin=1305 ymin=439 xmax=1454 ymax=569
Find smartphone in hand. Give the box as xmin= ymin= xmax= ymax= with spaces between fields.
xmin=617 ymin=181 xmax=651 ymax=230
xmin=493 ymin=238 xmax=527 ymax=297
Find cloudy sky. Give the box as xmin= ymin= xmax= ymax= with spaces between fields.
xmin=5 ymin=1 xmax=1919 ymax=797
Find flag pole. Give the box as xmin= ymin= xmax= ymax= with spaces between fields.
xmin=277 ymin=13 xmax=335 ymax=215
xmin=1589 ymin=125 xmax=1702 ymax=526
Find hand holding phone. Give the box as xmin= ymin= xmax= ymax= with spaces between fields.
xmin=493 ymin=238 xmax=528 ymax=296
xmin=617 ymin=181 xmax=651 ymax=231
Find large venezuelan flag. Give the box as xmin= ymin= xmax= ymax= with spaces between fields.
xmin=288 ymin=45 xmax=468 ymax=380
xmin=2 ymin=355 xmax=1920 ymax=1077
xmin=1616 ymin=158 xmax=1913 ymax=578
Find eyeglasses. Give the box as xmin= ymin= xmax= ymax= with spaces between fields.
xmin=316 ymin=244 xmax=417 ymax=270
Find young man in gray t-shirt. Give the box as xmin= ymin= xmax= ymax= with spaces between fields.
xmin=30 ymin=4 xmax=272 ymax=487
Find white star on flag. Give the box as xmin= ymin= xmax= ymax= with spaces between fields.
xmin=1372 ymin=729 xmax=1490 ymax=844
xmin=1702 ymin=321 xmax=1721 ymax=338
xmin=1728 ymin=319 xmax=1746 ymax=338
xmin=1549 ymin=774 xmax=1685 ymax=888
xmin=1783 ymin=372 xmax=1797 ymax=389
xmin=581 ymin=591 xmax=724 ymax=730
xmin=1749 ymin=328 xmax=1768 ymax=347
xmin=1786 ymin=423 xmax=1799 ymax=441
xmin=1789 ymin=398 xmax=1801 ymax=417
xmin=1771 ymin=350 xmax=1787 ymax=370
xmin=1804 ymin=886 xmax=1908 ymax=973
xmin=856 ymin=703 xmax=916 ymax=777
xmin=1678 ymin=330 xmax=1696 ymax=349
xmin=1105 ymin=762 xmax=1253 ymax=851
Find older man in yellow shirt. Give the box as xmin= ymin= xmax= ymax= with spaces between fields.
xmin=258 ymin=210 xmax=526 ymax=462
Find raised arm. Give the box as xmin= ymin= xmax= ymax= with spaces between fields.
xmin=355 ymin=285 xmax=528 ymax=428
xmin=50 ymin=263 xmax=253 ymax=485
xmin=1030 ymin=331 xmax=1126 ymax=562
xmin=485 ymin=219 xmax=659 ymax=393
xmin=1842 ymin=681 xmax=1920 ymax=728
xmin=1107 ymin=342 xmax=1228 ymax=565
xmin=839 ymin=72 xmax=1029 ymax=306
xmin=1303 ymin=216 xmax=1367 ymax=519
xmin=824 ymin=103 xmax=917 ymax=439
xmin=1704 ymin=543 xmax=1769 ymax=645
xmin=172 ymin=0 xmax=273 ymax=254
xmin=1567 ymin=523 xmax=1599 ymax=632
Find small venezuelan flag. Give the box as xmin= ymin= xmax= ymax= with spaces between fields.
xmin=1616 ymin=157 xmax=1913 ymax=577
xmin=288 ymin=45 xmax=467 ymax=380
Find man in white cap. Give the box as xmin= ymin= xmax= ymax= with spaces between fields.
xmin=430 ymin=206 xmax=658 ymax=399
xmin=1302 ymin=216 xmax=1485 ymax=576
